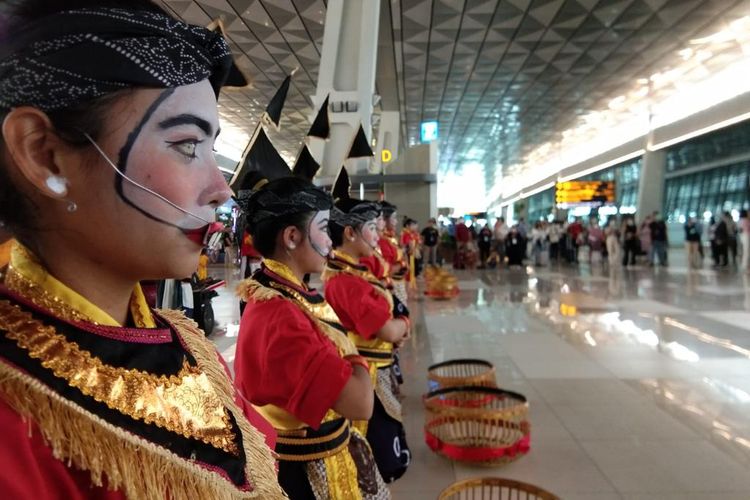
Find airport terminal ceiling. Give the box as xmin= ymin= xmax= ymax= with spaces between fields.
xmin=158 ymin=0 xmax=750 ymax=196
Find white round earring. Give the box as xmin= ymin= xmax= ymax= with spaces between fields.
xmin=288 ymin=243 xmax=296 ymax=250
xmin=45 ymin=175 xmax=68 ymax=196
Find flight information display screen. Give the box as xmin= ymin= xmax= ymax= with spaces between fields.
xmin=555 ymin=181 xmax=615 ymax=208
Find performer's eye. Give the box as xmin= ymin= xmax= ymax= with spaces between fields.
xmin=167 ymin=139 xmax=202 ymax=159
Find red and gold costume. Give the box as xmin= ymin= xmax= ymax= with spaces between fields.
xmin=235 ymin=259 xmax=389 ymax=500
xmin=322 ymin=251 xmax=410 ymax=483
xmin=377 ymin=230 xmax=408 ymax=305
xmin=0 ymin=243 xmax=282 ymax=499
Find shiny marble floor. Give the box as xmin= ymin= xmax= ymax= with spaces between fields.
xmin=207 ymin=252 xmax=750 ymax=499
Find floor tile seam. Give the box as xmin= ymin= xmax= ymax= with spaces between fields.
xmin=526 ymin=378 xmax=626 ymax=496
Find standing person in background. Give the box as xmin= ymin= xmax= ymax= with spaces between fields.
xmin=684 ymin=216 xmax=702 ymax=268
xmin=517 ymin=218 xmax=528 ymax=239
xmin=587 ymin=219 xmax=605 ymax=265
xmin=708 ymin=215 xmax=719 ymax=266
xmin=420 ymin=218 xmax=440 ymax=266
xmin=477 ymin=223 xmax=493 ymax=268
xmin=649 ymin=213 xmax=669 ymax=266
xmin=222 ymin=227 xmax=235 ymax=268
xmin=621 ymin=217 xmax=639 ymax=267
xmin=739 ymin=208 xmax=750 ymax=273
xmin=605 ymin=218 xmax=621 ymax=268
xmin=0 ymin=1 xmax=283 ymax=496
xmin=505 ymin=226 xmax=526 ymax=266
xmin=530 ymin=221 xmax=547 ymax=266
xmin=567 ymin=218 xmax=584 ymax=263
xmin=454 ymin=218 xmax=471 ymax=269
xmin=548 ymin=221 xmax=562 ymax=264
xmin=493 ymin=217 xmax=508 ymax=264
xmin=740 ymin=209 xmax=750 ymax=272
xmin=714 ymin=213 xmax=731 ymax=267
xmin=640 ymin=214 xmax=653 ymax=261
xmin=726 ymin=212 xmax=739 ymax=266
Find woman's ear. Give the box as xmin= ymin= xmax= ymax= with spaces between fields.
xmin=281 ymin=225 xmax=301 ymax=250
xmin=343 ymin=225 xmax=357 ymax=242
xmin=2 ymin=107 xmax=73 ymax=199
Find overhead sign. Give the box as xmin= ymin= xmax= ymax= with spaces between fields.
xmin=420 ymin=121 xmax=438 ymax=142
xmin=381 ymin=149 xmax=392 ymax=163
xmin=555 ymin=181 xmax=615 ymax=208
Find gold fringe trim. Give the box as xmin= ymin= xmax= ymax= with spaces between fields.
xmin=155 ymin=309 xmax=285 ymax=498
xmin=0 ymin=362 xmax=285 ymax=499
xmin=0 ymin=300 xmax=237 ymax=455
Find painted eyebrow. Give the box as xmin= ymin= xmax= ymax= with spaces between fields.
xmin=157 ymin=114 xmax=220 ymax=138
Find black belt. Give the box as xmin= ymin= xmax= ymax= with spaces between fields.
xmin=358 ymin=348 xmax=393 ymax=361
xmin=275 ymin=418 xmax=350 ymax=461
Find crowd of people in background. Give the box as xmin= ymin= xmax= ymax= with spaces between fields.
xmin=211 ymin=207 xmax=750 ymax=284
xmin=373 ymin=209 xmax=750 ymax=275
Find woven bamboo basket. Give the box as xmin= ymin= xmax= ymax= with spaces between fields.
xmin=424 ymin=386 xmax=530 ymax=466
xmin=427 ymin=359 xmax=497 ymax=391
xmin=438 ymin=477 xmax=559 ymax=500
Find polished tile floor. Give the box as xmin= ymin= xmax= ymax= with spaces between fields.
xmin=207 ymin=252 xmax=750 ymax=499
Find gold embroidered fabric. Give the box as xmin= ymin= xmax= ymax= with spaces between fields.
xmin=0 ymin=300 xmax=238 ymax=455
xmin=263 ymin=259 xmax=305 ymax=289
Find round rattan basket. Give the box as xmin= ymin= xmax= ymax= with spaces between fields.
xmin=438 ymin=477 xmax=559 ymax=500
xmin=427 ymin=359 xmax=497 ymax=391
xmin=424 ymin=386 xmax=530 ymax=466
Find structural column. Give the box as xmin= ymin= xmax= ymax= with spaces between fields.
xmin=636 ymin=148 xmax=667 ymax=221
xmin=310 ymin=0 xmax=380 ymax=183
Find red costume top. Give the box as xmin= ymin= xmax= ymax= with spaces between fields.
xmin=360 ymin=251 xmax=390 ymax=286
xmin=324 ymin=266 xmax=392 ymax=341
xmin=235 ymin=284 xmax=353 ymax=428
xmin=456 ymin=222 xmax=471 ymax=243
xmin=234 ymin=260 xmax=384 ymax=498
xmin=378 ymin=230 xmax=407 ymax=280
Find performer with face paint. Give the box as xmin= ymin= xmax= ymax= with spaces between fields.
xmin=321 ymin=170 xmax=411 ymax=484
xmin=234 ymin=177 xmax=389 ymax=499
xmin=0 ymin=1 xmax=283 ymax=498
xmin=377 ymin=201 xmax=409 ymax=306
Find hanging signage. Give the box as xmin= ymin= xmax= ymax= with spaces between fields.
xmin=420 ymin=121 xmax=439 ymax=142
xmin=555 ymin=181 xmax=615 ymax=208
xmin=381 ymin=149 xmax=392 ymax=163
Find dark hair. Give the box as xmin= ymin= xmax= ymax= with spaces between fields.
xmin=329 ymin=198 xmax=363 ymax=248
xmin=246 ymin=177 xmax=317 ymax=258
xmin=0 ymin=0 xmax=164 ymax=247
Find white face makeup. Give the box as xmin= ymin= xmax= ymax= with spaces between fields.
xmin=387 ymin=212 xmax=398 ymax=230
xmin=376 ymin=214 xmax=386 ymax=232
xmin=108 ymin=81 xmax=229 ymax=231
xmin=359 ymin=219 xmax=379 ymax=250
xmin=308 ymin=209 xmax=333 ymax=259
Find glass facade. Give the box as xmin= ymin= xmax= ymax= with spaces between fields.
xmin=664 ymin=119 xmax=750 ymax=222
xmin=664 ymin=161 xmax=750 ymax=222
xmin=666 ymin=119 xmax=750 ymax=173
xmin=525 ymin=187 xmax=554 ymax=222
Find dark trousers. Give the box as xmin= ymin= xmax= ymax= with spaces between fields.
xmin=622 ymin=239 xmax=638 ymax=266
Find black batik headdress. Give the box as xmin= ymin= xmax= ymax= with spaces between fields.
xmin=0 ymin=6 xmax=243 ymax=111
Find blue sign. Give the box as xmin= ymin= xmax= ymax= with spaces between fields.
xmin=421 ymin=121 xmax=439 ymax=142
